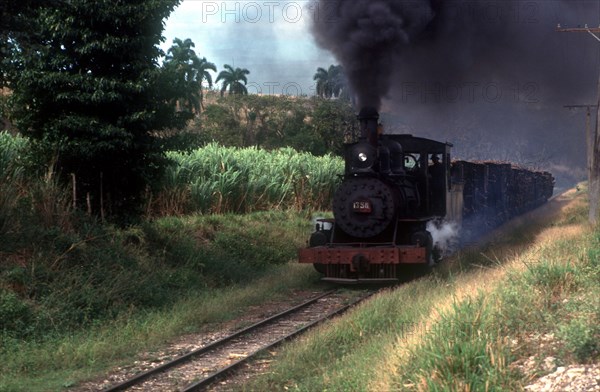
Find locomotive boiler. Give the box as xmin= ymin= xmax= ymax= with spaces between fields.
xmin=298 ymin=107 xmax=554 ymax=283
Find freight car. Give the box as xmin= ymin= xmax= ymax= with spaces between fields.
xmin=298 ymin=107 xmax=554 ymax=283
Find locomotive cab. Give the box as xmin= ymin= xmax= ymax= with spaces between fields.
xmin=299 ymin=107 xmax=453 ymax=283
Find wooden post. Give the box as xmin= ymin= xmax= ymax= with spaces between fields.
xmin=86 ymin=192 xmax=91 ymax=216
xmin=565 ymin=104 xmax=600 ymax=225
xmin=586 ymin=107 xmax=592 ymax=182
xmin=71 ymin=173 xmax=76 ymax=210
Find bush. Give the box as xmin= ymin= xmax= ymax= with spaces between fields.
xmin=559 ymin=318 xmax=600 ymax=362
xmin=0 ymin=208 xmax=311 ymax=341
xmin=0 ymin=290 xmax=34 ymax=337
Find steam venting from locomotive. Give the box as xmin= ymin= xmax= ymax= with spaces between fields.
xmin=427 ymin=220 xmax=459 ymax=255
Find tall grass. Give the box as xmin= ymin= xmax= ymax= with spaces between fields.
xmin=0 ymin=132 xmax=30 ymax=237
xmin=0 ymin=132 xmax=72 ymax=243
xmin=151 ymin=143 xmax=343 ymax=215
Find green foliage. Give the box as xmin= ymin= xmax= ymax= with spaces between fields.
xmin=216 ymin=64 xmax=250 ymax=96
xmin=496 ymin=230 xmax=600 ymax=364
xmin=152 ymin=143 xmax=343 ymax=215
xmin=0 ymin=132 xmax=335 ymax=341
xmin=0 ymin=264 xmax=320 ymax=392
xmin=313 ymin=64 xmax=348 ymax=99
xmin=0 ymin=131 xmax=28 ymax=176
xmin=0 ymin=209 xmax=312 ymax=341
xmin=522 ymin=260 xmax=581 ymax=300
xmin=559 ymin=317 xmax=600 ymax=362
xmin=0 ymin=94 xmax=9 ymax=131
xmin=4 ymin=0 xmax=185 ymax=220
xmin=0 ymin=290 xmax=35 ymax=337
xmin=554 ymin=229 xmax=600 ymax=362
xmin=202 ymin=103 xmax=244 ymax=146
xmin=0 ymin=132 xmax=32 ymax=236
xmin=587 ymin=231 xmax=600 ymax=274
xmin=402 ymin=298 xmax=518 ymax=391
xmin=198 ymin=94 xmax=356 ymax=156
xmin=163 ymin=37 xmax=216 ymax=114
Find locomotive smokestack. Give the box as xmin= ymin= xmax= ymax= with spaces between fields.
xmin=358 ymin=107 xmax=379 ymax=147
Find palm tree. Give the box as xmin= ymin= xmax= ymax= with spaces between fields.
xmin=313 ymin=65 xmax=346 ymax=98
xmin=216 ymin=64 xmax=250 ymax=96
xmin=193 ymin=56 xmax=216 ymax=110
xmin=164 ymin=38 xmax=216 ymax=112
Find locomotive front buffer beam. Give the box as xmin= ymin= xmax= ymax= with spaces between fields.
xmin=298 ymin=245 xmax=428 ymax=283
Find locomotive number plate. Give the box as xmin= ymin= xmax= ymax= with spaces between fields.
xmin=352 ymin=200 xmax=372 ymax=213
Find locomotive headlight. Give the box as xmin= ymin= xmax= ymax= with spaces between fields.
xmin=348 ymin=141 xmax=377 ymax=173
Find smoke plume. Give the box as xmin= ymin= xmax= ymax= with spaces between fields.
xmin=311 ymin=0 xmax=599 ymax=109
xmin=311 ymin=0 xmax=436 ymax=109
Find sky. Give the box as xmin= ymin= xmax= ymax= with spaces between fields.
xmin=160 ymin=0 xmax=335 ymax=96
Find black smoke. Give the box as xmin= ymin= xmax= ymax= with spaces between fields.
xmin=311 ymin=0 xmax=436 ymax=108
xmin=311 ymin=0 xmax=599 ymax=108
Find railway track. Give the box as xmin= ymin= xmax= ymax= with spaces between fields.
xmin=101 ymin=289 xmax=375 ymax=391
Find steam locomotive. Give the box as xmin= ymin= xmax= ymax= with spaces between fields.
xmin=298 ymin=107 xmax=554 ymax=283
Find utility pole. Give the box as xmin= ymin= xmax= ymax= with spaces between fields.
xmin=564 ymin=105 xmax=598 ymax=183
xmin=557 ymin=25 xmax=600 ymax=225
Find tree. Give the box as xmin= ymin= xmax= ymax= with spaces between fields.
xmin=216 ymin=64 xmax=250 ymax=96
xmin=4 ymin=0 xmax=185 ymax=220
xmin=313 ymin=65 xmax=346 ymax=99
xmin=0 ymin=0 xmax=53 ymax=88
xmin=163 ymin=37 xmax=216 ymax=113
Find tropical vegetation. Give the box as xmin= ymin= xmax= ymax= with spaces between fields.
xmin=163 ymin=37 xmax=217 ymax=113
xmin=150 ymin=143 xmax=343 ymax=216
xmin=1 ymin=0 xmax=186 ymax=221
xmin=313 ymin=64 xmax=347 ymax=99
xmin=216 ymin=64 xmax=251 ymax=96
xmin=0 ymin=128 xmax=336 ymax=390
xmin=195 ymin=93 xmax=356 ymax=156
xmin=1 ymin=6 xmax=597 ymax=387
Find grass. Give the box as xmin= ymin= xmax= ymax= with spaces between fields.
xmin=0 ymin=210 xmax=318 ymax=332
xmin=245 ymin=281 xmax=449 ymax=391
xmin=0 ymin=264 xmax=328 ymax=391
xmin=240 ymin=186 xmax=599 ymax=391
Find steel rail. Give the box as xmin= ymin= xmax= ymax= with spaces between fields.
xmin=103 ymin=289 xmax=337 ymax=392
xmin=181 ymin=290 xmax=377 ymax=391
